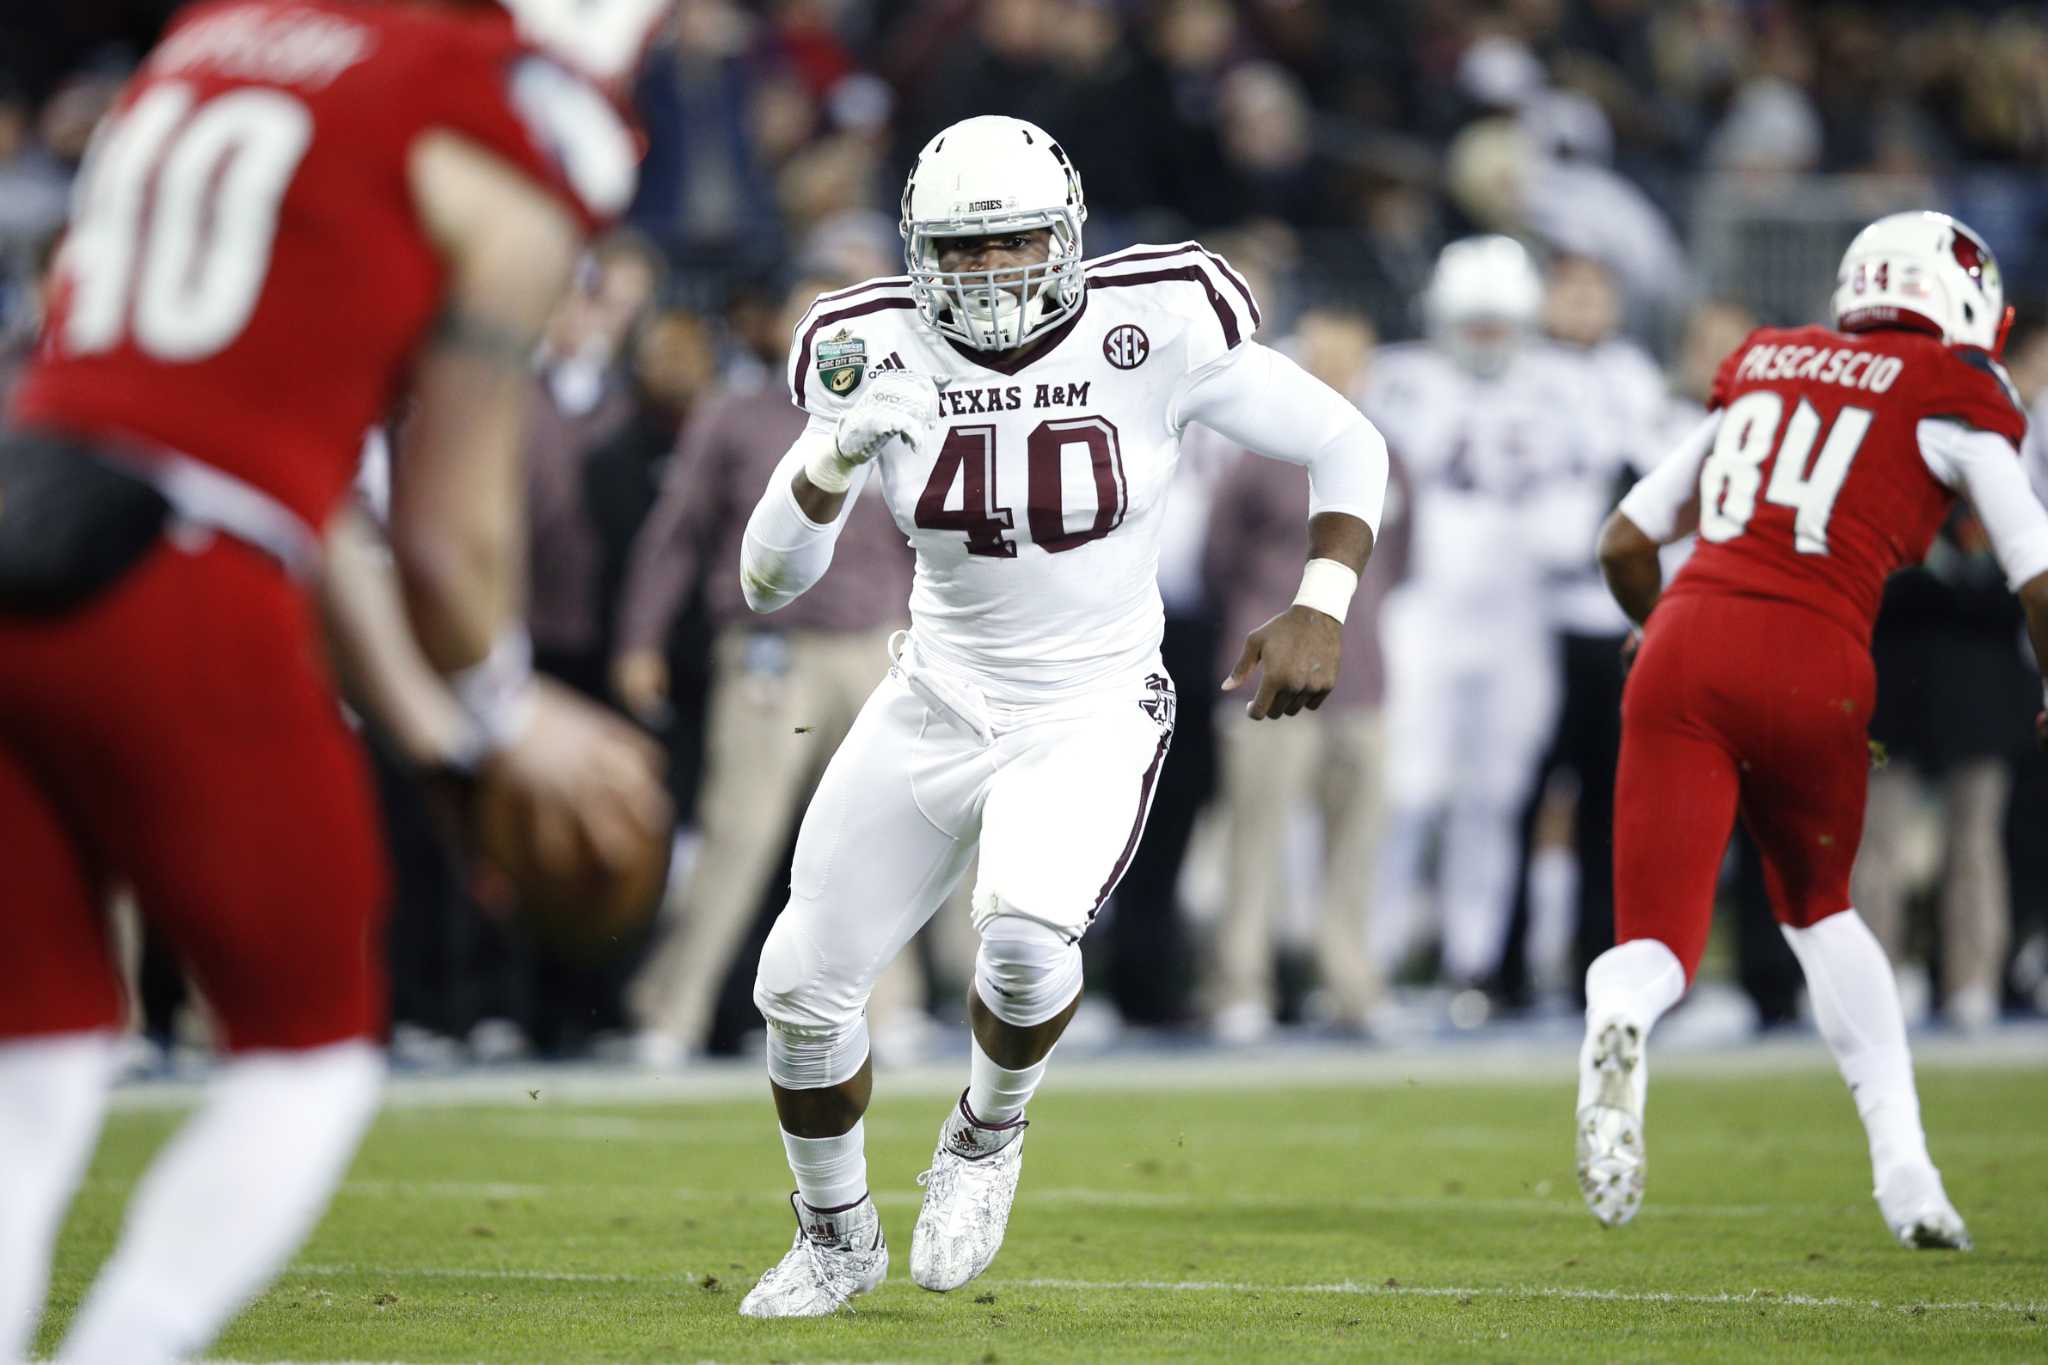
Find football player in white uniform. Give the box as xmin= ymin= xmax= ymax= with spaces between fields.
xmin=1363 ymin=236 xmax=1599 ymax=1003
xmin=732 ymin=115 xmax=1390 ymax=1317
xmin=1509 ymin=254 xmax=1672 ymax=996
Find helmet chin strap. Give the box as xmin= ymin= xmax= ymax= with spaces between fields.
xmin=1994 ymin=305 xmax=2016 ymax=358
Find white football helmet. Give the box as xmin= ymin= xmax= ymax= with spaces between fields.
xmin=496 ymin=0 xmax=672 ymax=90
xmin=901 ymin=115 xmax=1087 ymax=352
xmin=1833 ymin=211 xmax=2011 ymax=354
xmin=1423 ymin=235 xmax=1543 ymax=378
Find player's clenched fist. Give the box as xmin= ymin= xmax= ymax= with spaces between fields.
xmin=470 ymin=679 xmax=673 ymax=941
xmin=807 ymin=370 xmax=943 ymax=492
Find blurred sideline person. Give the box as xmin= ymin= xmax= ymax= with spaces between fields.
xmin=512 ymin=232 xmax=674 ymax=1057
xmin=1852 ymin=503 xmax=2033 ymax=1032
xmin=0 ymin=2 xmax=673 ymax=1362
xmin=732 ymin=115 xmax=1388 ymax=1317
xmin=1501 ymin=252 xmax=1668 ymax=1002
xmin=1363 ymin=236 xmax=1595 ymax=1007
xmin=615 ymin=276 xmax=925 ymax=1067
xmin=526 ymin=232 xmax=665 ymax=701
xmin=1580 ymin=211 xmax=2048 ymax=1250
xmin=1203 ymin=308 xmax=1405 ymax=1040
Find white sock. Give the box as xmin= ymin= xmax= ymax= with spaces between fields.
xmin=1579 ymin=939 xmax=1686 ymax=1112
xmin=782 ymin=1121 xmax=867 ymax=1215
xmin=58 ymin=1040 xmax=382 ymax=1365
xmin=965 ymin=1033 xmax=1047 ymax=1129
xmin=0 ymin=1033 xmax=118 ymax=1364
xmin=1584 ymin=938 xmax=1687 ymax=1028
xmin=1780 ymin=911 xmax=1934 ymax=1182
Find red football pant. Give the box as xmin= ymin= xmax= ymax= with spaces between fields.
xmin=1613 ymin=593 xmax=1876 ymax=981
xmin=0 ymin=538 xmax=389 ymax=1051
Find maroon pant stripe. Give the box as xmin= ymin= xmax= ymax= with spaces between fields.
xmin=1085 ymin=725 xmax=1174 ymax=926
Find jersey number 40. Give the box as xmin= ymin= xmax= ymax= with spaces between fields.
xmin=915 ymin=418 xmax=1128 ymax=557
xmin=1699 ymin=391 xmax=1874 ymax=555
xmin=60 ymin=82 xmax=312 ymax=362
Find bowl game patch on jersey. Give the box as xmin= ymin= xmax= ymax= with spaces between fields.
xmin=817 ymin=329 xmax=868 ymax=395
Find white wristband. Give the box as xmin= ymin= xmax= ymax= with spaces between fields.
xmin=804 ymin=444 xmax=857 ymax=495
xmin=1292 ymin=557 xmax=1359 ymax=624
xmin=449 ymin=626 xmax=538 ymax=758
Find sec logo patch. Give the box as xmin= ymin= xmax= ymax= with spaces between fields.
xmin=1103 ymin=324 xmax=1149 ymax=370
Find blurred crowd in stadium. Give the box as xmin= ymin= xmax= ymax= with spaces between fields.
xmin=6 ymin=0 xmax=2048 ymax=1068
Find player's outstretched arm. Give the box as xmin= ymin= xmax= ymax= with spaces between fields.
xmin=396 ymin=129 xmax=579 ymax=668
xmin=1176 ymin=341 xmax=1388 ymax=720
xmin=321 ymin=503 xmax=477 ymax=769
xmin=1222 ymin=510 xmax=1376 ymax=719
xmin=336 ymin=130 xmax=671 ymax=912
xmin=742 ymin=372 xmax=941 ymax=612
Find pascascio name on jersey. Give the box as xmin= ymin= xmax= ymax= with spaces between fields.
xmin=785 ymin=242 xmax=1260 ymax=702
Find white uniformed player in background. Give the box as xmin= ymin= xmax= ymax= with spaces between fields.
xmin=731 ymin=114 xmax=1390 ymax=1317
xmin=1362 ymin=236 xmax=1600 ymax=1009
xmin=1511 ymin=253 xmax=1671 ymax=996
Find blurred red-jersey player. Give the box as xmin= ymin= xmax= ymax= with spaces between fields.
xmin=0 ymin=3 xmax=671 ymax=1362
xmin=1577 ymin=212 xmax=2048 ymax=1250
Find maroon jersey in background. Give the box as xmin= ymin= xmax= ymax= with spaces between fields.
xmin=12 ymin=0 xmax=628 ymax=530
xmin=1663 ymin=323 xmax=2028 ymax=643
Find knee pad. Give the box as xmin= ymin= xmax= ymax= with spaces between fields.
xmin=755 ymin=912 xmax=870 ymax=1090
xmin=974 ymin=911 xmax=1084 ymax=1028
xmin=762 ymin=1014 xmax=869 ymax=1091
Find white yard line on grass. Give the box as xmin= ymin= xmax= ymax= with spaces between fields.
xmin=380 ymin=1112 xmax=2048 ymax=1157
xmin=288 ymin=1178 xmax=1801 ymax=1220
xmin=110 ymin=1024 xmax=2048 ymax=1112
xmin=271 ymin=1264 xmax=2046 ymax=1317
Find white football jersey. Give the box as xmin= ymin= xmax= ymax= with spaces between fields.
xmin=1535 ymin=337 xmax=1669 ymax=634
xmin=1362 ymin=340 xmax=1603 ymax=613
xmin=785 ymin=242 xmax=1262 ymax=703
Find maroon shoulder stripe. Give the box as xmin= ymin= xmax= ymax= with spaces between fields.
xmin=1196 ymin=247 xmax=1261 ymax=330
xmin=1086 ymin=266 xmax=1241 ymax=349
xmin=1090 ymin=243 xmax=1259 ymax=331
xmin=1088 ymin=241 xmax=1204 ymax=270
xmin=1085 ymin=724 xmax=1175 ymax=927
xmin=814 ymin=275 xmax=912 ymax=306
xmin=791 ymin=296 xmax=917 ymax=406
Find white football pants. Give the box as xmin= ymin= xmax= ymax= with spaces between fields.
xmin=753 ymin=644 xmax=1175 ymax=1050
xmin=1371 ymin=588 xmax=1559 ymax=984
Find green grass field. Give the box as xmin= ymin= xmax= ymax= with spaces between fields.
xmin=37 ymin=1053 xmax=2048 ymax=1363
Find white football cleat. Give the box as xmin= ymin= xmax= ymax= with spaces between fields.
xmin=1576 ymin=1016 xmax=1647 ymax=1228
xmin=910 ymin=1091 xmax=1026 ymax=1292
xmin=738 ymin=1193 xmax=888 ymax=1317
xmin=1876 ymin=1164 xmax=1972 ymax=1250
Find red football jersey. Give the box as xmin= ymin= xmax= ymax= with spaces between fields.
xmin=10 ymin=0 xmax=635 ymax=531
xmin=1664 ymin=323 xmax=2028 ymax=643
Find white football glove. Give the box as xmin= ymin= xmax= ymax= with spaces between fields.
xmin=807 ymin=370 xmax=943 ymax=493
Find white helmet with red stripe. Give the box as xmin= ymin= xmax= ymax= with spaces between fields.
xmin=496 ymin=0 xmax=671 ymax=90
xmin=1833 ymin=210 xmax=2012 ymax=354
